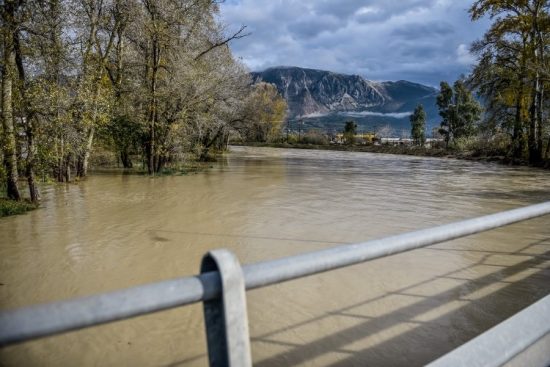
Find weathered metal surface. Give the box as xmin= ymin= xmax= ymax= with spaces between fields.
xmin=427 ymin=294 xmax=550 ymax=367
xmin=0 ymin=272 xmax=220 ymax=346
xmin=201 ymin=250 xmax=251 ymax=367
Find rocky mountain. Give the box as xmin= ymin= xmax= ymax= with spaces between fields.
xmin=251 ymin=66 xmax=440 ymax=132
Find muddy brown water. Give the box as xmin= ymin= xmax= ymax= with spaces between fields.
xmin=1 ymin=146 xmax=550 ymax=367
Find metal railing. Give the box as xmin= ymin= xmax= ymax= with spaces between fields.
xmin=427 ymin=293 xmax=550 ymax=367
xmin=1 ymin=202 xmax=550 ymax=366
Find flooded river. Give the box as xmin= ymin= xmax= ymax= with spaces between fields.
xmin=1 ymin=146 xmax=550 ymax=366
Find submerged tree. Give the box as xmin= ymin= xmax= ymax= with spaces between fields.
xmin=126 ymin=0 xmax=251 ymax=172
xmin=410 ymin=104 xmax=426 ymax=146
xmin=0 ymin=0 xmax=269 ymax=198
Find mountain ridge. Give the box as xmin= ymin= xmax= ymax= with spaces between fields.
xmin=251 ymin=66 xmax=440 ymax=132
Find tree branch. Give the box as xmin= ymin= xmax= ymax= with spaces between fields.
xmin=194 ymin=25 xmax=250 ymax=61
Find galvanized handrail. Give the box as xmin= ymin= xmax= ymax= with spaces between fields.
xmin=1 ymin=201 xmax=550 ymax=366
xmin=427 ymin=293 xmax=550 ymax=367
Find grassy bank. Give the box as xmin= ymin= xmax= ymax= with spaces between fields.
xmin=237 ymin=141 xmax=448 ymax=156
xmin=0 ymin=199 xmax=38 ymax=218
xmin=89 ymin=147 xmax=214 ymax=176
xmin=235 ymin=142 xmax=549 ymax=168
xmin=89 ymin=162 xmax=211 ymax=177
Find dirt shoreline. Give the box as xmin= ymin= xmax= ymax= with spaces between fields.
xmin=232 ymin=142 xmax=550 ymax=169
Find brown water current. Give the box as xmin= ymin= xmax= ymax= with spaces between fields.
xmin=1 ymin=146 xmax=550 ymax=366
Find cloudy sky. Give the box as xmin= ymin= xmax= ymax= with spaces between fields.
xmin=219 ymin=0 xmax=491 ymax=87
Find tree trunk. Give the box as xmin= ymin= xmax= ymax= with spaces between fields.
xmin=74 ymin=2 xmax=110 ymax=179
xmin=26 ymin=167 xmax=38 ymax=203
xmin=77 ymin=125 xmax=95 ymax=178
xmin=76 ymin=70 xmax=101 ymax=179
xmin=536 ymin=85 xmax=544 ymax=159
xmin=223 ymin=131 xmax=230 ymax=150
xmin=199 ymin=148 xmax=210 ymax=162
xmin=545 ymin=135 xmax=550 ymax=161
xmin=147 ymin=121 xmax=155 ymax=175
xmin=512 ymin=59 xmax=527 ymax=159
xmin=65 ymin=153 xmax=72 ymax=183
xmin=534 ymin=0 xmax=545 ymax=161
xmin=528 ymin=10 xmax=543 ymax=164
xmin=201 ymin=127 xmax=225 ymax=160
xmin=14 ymin=28 xmax=39 ymax=202
xmin=155 ymin=154 xmax=165 ymax=173
xmin=120 ymin=150 xmax=133 ymax=168
xmin=57 ymin=135 xmax=66 ymax=182
xmin=528 ymin=77 xmax=541 ymax=163
xmin=512 ymin=98 xmax=525 ymax=159
xmin=1 ymin=18 xmax=21 ymax=200
xmin=25 ymin=125 xmax=39 ymax=203
xmin=147 ymin=37 xmax=159 ymax=175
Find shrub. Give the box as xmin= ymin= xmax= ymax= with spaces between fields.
xmin=451 ymin=134 xmax=512 ymax=157
xmin=301 ymin=130 xmax=329 ymax=145
xmin=286 ymin=133 xmax=299 ymax=144
xmin=89 ymin=147 xmax=118 ymax=167
xmin=430 ymin=140 xmax=447 ymax=149
xmin=0 ymin=199 xmax=38 ymax=217
xmin=452 ymin=136 xmax=480 ymax=152
xmin=471 ymin=133 xmax=512 ymax=157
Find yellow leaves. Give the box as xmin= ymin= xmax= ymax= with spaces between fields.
xmin=244 ymin=82 xmax=288 ymax=142
xmin=99 ymin=73 xmax=112 ymax=88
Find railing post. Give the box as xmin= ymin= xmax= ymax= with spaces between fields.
xmin=200 ymin=249 xmax=252 ymax=367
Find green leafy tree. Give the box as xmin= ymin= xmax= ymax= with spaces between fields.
xmin=410 ymin=104 xmax=426 ymax=146
xmin=469 ymin=0 xmax=550 ymax=163
xmin=437 ymin=80 xmax=482 ymax=147
xmin=241 ymin=82 xmax=287 ymax=143
xmin=102 ymin=116 xmax=142 ymax=168
xmin=343 ymin=120 xmax=357 ymax=145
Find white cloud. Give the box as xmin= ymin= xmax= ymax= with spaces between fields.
xmin=456 ymin=43 xmax=476 ymax=65
xmin=220 ymin=0 xmax=491 ymax=85
xmin=355 ymin=6 xmax=381 ymax=16
xmin=300 ymin=111 xmax=414 ymax=119
xmin=338 ymin=111 xmax=413 ymax=118
xmin=300 ymin=112 xmax=329 ymax=118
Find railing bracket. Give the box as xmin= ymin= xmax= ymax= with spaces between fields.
xmin=200 ymin=249 xmax=252 ymax=367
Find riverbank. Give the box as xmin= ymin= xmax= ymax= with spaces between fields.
xmin=0 ymin=199 xmax=38 ymax=217
xmin=89 ymin=148 xmax=214 ymax=176
xmin=234 ymin=142 xmax=549 ymax=168
xmin=89 ymin=164 xmax=209 ymax=176
xmin=0 ymin=162 xmax=210 ymax=218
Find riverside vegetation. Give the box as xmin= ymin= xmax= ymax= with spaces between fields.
xmin=242 ymin=1 xmax=550 ymax=169
xmin=1 ymin=0 xmax=550 ymax=216
xmin=0 ymin=0 xmax=287 ymax=214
